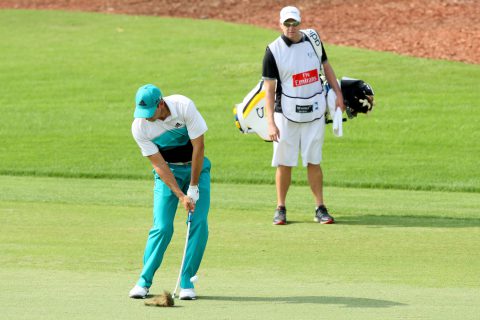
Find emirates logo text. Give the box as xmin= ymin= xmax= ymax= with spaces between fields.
xmin=292 ymin=69 xmax=319 ymax=87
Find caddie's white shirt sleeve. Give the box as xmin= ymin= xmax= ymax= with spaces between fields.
xmin=183 ymin=100 xmax=208 ymax=140
xmin=131 ymin=119 xmax=159 ymax=156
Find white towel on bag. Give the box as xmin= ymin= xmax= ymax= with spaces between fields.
xmin=333 ymin=108 xmax=343 ymax=137
xmin=326 ymin=85 xmax=343 ymax=137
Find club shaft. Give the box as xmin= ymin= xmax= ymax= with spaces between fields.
xmin=172 ymin=211 xmax=192 ymax=298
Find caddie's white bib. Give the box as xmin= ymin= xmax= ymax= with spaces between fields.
xmin=268 ymin=36 xmax=325 ymax=123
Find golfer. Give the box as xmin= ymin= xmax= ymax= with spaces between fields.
xmin=262 ymin=6 xmax=345 ymax=225
xmin=129 ymin=84 xmax=211 ymax=300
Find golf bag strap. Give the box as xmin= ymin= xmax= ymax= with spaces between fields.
xmin=301 ymin=29 xmax=324 ymax=77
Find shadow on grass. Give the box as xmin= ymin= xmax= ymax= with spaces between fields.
xmin=280 ymin=220 xmax=310 ymax=225
xmin=338 ymin=215 xmax=480 ymax=228
xmin=201 ymin=295 xmax=405 ymax=308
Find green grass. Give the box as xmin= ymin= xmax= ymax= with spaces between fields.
xmin=1 ymin=175 xmax=479 ymax=319
xmin=0 ymin=10 xmax=479 ymax=192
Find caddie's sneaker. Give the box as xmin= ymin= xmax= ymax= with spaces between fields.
xmin=179 ymin=288 xmax=197 ymax=300
xmin=314 ymin=205 xmax=335 ymax=224
xmin=129 ymin=285 xmax=149 ymax=299
xmin=273 ymin=206 xmax=287 ymax=225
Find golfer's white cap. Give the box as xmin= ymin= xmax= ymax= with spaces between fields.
xmin=280 ymin=6 xmax=301 ymax=23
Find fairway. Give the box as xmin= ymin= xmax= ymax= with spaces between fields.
xmin=1 ymin=176 xmax=479 ymax=319
xmin=1 ymin=9 xmax=479 ymax=320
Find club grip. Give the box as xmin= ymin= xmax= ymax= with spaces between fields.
xmin=187 ymin=210 xmax=193 ymax=223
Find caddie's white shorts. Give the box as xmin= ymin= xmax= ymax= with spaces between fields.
xmin=272 ymin=112 xmax=325 ymax=167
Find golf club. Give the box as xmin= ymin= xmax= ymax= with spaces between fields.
xmin=172 ymin=210 xmax=193 ymax=299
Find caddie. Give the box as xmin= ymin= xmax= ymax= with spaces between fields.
xmin=129 ymin=84 xmax=211 ymax=300
xmin=263 ymin=6 xmax=345 ymax=225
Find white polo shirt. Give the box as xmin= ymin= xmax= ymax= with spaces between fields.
xmin=131 ymin=95 xmax=207 ymax=162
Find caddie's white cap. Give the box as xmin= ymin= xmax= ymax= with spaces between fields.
xmin=280 ymin=6 xmax=301 ymax=23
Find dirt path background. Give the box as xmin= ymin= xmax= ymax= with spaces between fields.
xmin=1 ymin=0 xmax=478 ymax=64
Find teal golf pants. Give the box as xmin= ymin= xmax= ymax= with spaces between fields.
xmin=137 ymin=158 xmax=211 ymax=289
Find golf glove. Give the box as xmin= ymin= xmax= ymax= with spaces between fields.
xmin=187 ymin=185 xmax=199 ymax=204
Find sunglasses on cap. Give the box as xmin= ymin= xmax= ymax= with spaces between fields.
xmin=283 ymin=20 xmax=300 ymax=27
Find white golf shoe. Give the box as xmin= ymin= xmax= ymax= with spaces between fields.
xmin=179 ymin=288 xmax=196 ymax=300
xmin=129 ymin=285 xmax=149 ymax=299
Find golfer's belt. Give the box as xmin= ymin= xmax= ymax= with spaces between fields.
xmin=168 ymin=161 xmax=192 ymax=166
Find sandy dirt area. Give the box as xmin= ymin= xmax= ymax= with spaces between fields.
xmin=1 ymin=0 xmax=478 ymax=64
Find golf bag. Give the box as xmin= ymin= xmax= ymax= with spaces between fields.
xmin=233 ymin=80 xmax=269 ymax=141
xmin=233 ymin=77 xmax=375 ymax=141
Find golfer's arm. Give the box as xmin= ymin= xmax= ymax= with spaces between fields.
xmin=189 ymin=135 xmax=205 ymax=186
xmin=148 ymin=152 xmax=186 ymax=199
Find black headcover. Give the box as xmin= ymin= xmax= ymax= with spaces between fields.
xmin=340 ymin=79 xmax=375 ymax=118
